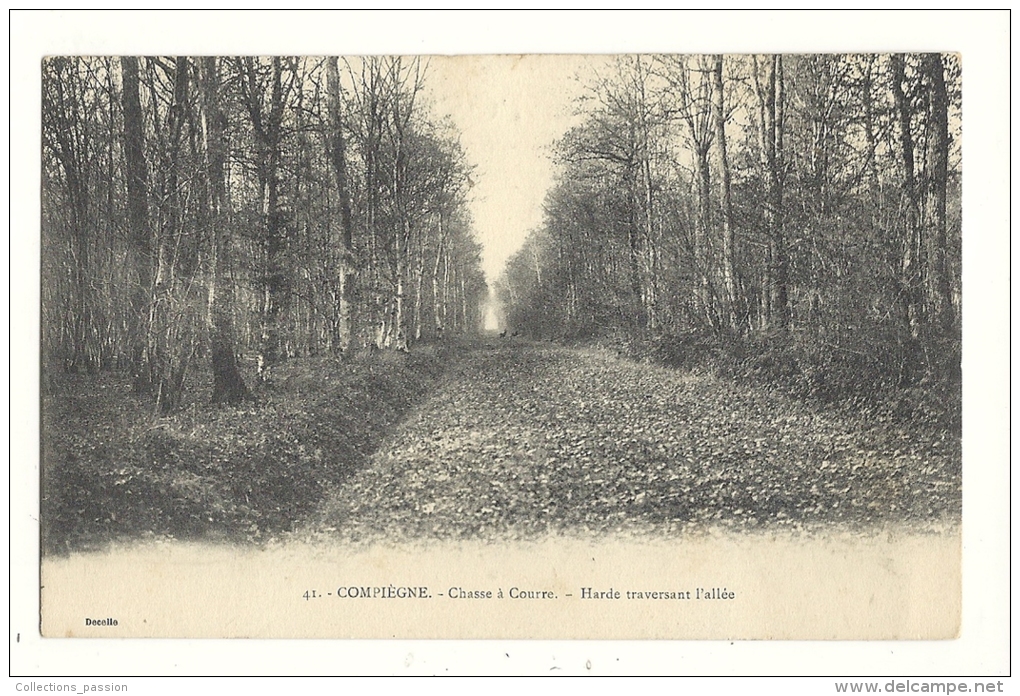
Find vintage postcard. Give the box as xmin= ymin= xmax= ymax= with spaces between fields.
xmin=37 ymin=49 xmax=963 ymax=641
xmin=13 ymin=10 xmax=1009 ymax=677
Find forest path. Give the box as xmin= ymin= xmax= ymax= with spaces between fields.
xmin=304 ymin=340 xmax=960 ymax=543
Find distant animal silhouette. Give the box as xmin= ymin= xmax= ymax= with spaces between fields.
xmin=499 ymin=330 xmax=507 ymax=338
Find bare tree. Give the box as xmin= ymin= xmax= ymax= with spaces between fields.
xmin=751 ymin=54 xmax=789 ymax=329
xmin=119 ymin=56 xmax=154 ymax=392
xmin=326 ymin=56 xmax=356 ymax=354
xmin=662 ymin=55 xmax=717 ymax=325
xmin=239 ymin=57 xmax=297 ymax=379
xmin=889 ymin=53 xmax=923 ymax=337
xmin=711 ymin=55 xmax=738 ymax=330
xmin=199 ymin=56 xmax=250 ymax=404
xmin=922 ymin=53 xmax=954 ymax=331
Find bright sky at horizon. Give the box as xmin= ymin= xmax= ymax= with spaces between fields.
xmin=424 ymin=55 xmax=607 ymax=286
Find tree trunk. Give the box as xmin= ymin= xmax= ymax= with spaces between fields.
xmin=861 ymin=55 xmax=881 ymax=202
xmin=752 ymin=54 xmax=789 ymax=330
xmin=635 ymin=57 xmax=657 ymax=332
xmin=772 ymin=55 xmax=789 ymax=329
xmin=250 ymin=57 xmax=290 ymax=380
xmin=414 ymin=219 xmax=427 ymax=341
xmin=326 ymin=56 xmax=355 ymax=354
xmin=923 ymin=53 xmax=953 ymax=331
xmin=120 ymin=56 xmax=153 ymax=393
xmin=711 ymin=55 xmax=738 ymax=330
xmin=394 ymin=220 xmax=409 ymax=351
xmin=460 ymin=267 xmax=469 ymax=332
xmin=641 ymin=149 xmax=658 ymax=332
xmin=626 ymin=166 xmax=646 ymax=332
xmin=694 ymin=146 xmax=713 ymax=324
xmin=442 ymin=247 xmax=451 ymax=331
xmin=890 ymin=53 xmax=923 ymax=337
xmin=432 ymin=212 xmax=445 ymax=336
xmin=49 ymin=62 xmax=98 ymax=372
xmin=199 ymin=57 xmax=250 ymax=404
xmin=449 ymin=261 xmax=458 ymax=332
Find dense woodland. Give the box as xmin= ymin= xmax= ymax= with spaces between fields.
xmin=42 ymin=56 xmax=487 ymax=411
xmin=42 ymin=53 xmax=963 ymax=417
xmin=497 ymin=54 xmax=961 ymax=414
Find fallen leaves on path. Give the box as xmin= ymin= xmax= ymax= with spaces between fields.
xmin=306 ymin=341 xmax=960 ymax=544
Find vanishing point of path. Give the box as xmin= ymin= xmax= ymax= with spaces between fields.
xmin=305 ymin=341 xmax=960 ymax=543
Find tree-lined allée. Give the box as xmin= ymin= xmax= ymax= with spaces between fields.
xmin=39 ymin=53 xmax=963 ymax=553
xmin=42 ymin=56 xmax=486 ymax=411
xmin=497 ymin=54 xmax=961 ymax=416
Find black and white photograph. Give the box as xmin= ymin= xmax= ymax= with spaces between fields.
xmin=11 ymin=9 xmax=1009 ymax=680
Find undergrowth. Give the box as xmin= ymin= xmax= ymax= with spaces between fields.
xmin=615 ymin=326 xmax=961 ymax=434
xmin=41 ymin=345 xmax=454 ymax=555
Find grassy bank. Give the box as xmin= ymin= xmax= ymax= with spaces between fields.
xmin=41 ymin=345 xmax=455 ymax=555
xmin=615 ymin=327 xmax=961 ymax=435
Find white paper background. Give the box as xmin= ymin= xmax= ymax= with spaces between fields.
xmin=9 ymin=9 xmax=1010 ymax=677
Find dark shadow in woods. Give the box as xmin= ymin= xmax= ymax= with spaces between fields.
xmin=40 ymin=346 xmax=457 ymax=556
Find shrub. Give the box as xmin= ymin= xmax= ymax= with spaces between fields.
xmin=634 ymin=322 xmax=960 ymax=432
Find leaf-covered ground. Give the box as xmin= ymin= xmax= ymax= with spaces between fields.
xmin=41 ymin=348 xmax=450 ymax=554
xmin=42 ymin=339 xmax=961 ymax=554
xmin=305 ymin=340 xmax=961 ymax=544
